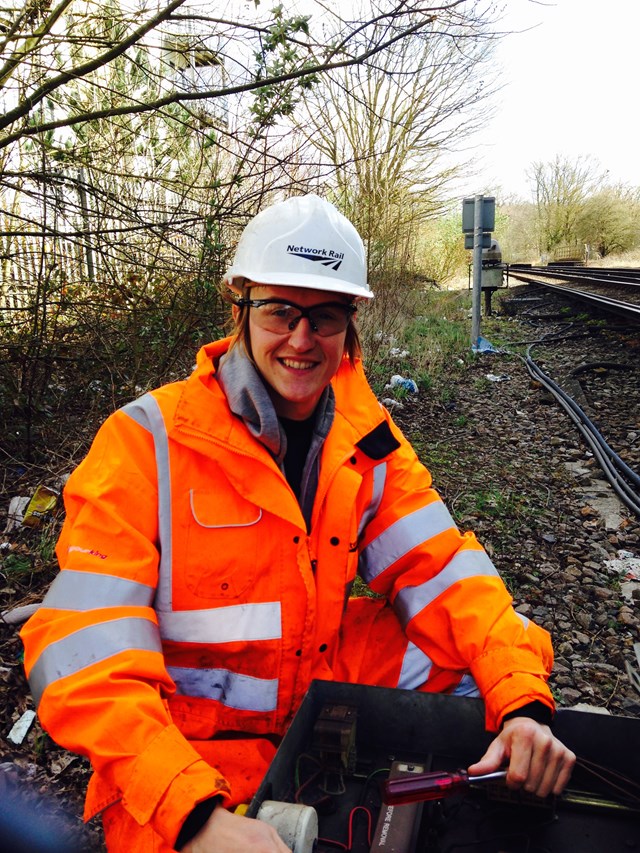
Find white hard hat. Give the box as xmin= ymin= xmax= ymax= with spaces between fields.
xmin=223 ymin=194 xmax=373 ymax=300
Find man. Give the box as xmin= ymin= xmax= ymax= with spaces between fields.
xmin=21 ymin=195 xmax=574 ymax=852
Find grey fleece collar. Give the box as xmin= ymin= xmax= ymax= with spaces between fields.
xmin=216 ymin=344 xmax=335 ymax=476
xmin=217 ymin=344 xmax=285 ymax=462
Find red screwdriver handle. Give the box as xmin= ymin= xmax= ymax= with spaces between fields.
xmin=383 ymin=769 xmax=470 ymax=805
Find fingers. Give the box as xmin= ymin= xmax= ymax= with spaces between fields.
xmin=182 ymin=807 xmax=292 ymax=852
xmin=500 ymin=718 xmax=576 ymax=798
xmin=466 ymin=736 xmax=508 ymax=777
xmin=467 ymin=719 xmax=576 ymax=800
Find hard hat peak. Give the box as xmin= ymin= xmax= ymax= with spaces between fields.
xmin=224 ymin=194 xmax=373 ymax=299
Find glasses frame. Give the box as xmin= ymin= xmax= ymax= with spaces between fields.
xmin=235 ymin=297 xmax=357 ymax=337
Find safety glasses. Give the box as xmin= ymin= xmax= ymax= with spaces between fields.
xmin=235 ymin=298 xmax=356 ymax=337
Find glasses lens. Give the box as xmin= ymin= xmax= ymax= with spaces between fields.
xmin=251 ymin=301 xmax=352 ymax=336
xmin=307 ymin=304 xmax=351 ymax=335
xmin=253 ymin=302 xmax=300 ymax=333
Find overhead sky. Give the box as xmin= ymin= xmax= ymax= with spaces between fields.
xmin=467 ymin=0 xmax=640 ymax=201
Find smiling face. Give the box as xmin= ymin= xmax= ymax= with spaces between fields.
xmin=238 ymin=284 xmax=350 ymax=420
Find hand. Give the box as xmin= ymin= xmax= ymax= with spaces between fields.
xmin=467 ymin=716 xmax=576 ymax=798
xmin=181 ymin=806 xmax=292 ymax=853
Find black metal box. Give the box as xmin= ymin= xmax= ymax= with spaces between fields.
xmin=248 ymin=680 xmax=640 ymax=852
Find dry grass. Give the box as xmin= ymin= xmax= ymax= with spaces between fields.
xmin=591 ymin=249 xmax=640 ymax=268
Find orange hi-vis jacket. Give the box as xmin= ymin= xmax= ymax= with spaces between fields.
xmin=21 ymin=338 xmax=554 ymax=848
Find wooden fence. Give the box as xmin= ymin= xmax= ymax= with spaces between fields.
xmin=0 ymin=215 xmax=209 ymax=313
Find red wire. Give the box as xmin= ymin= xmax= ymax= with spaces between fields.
xmin=317 ymin=837 xmax=348 ymax=850
xmin=317 ymin=805 xmax=373 ymax=850
xmin=347 ymin=806 xmax=373 ymax=848
xmin=295 ymin=769 xmax=319 ymax=803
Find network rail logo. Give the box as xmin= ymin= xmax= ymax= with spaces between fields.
xmin=286 ymin=244 xmax=344 ymax=271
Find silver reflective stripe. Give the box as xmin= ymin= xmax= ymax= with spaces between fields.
xmin=29 ymin=617 xmax=162 ymax=707
xmin=397 ymin=641 xmax=433 ymax=690
xmin=158 ymin=601 xmax=282 ymax=644
xmin=357 ymin=462 xmax=387 ymax=538
xmin=516 ymin=611 xmax=530 ymax=630
xmin=168 ymin=666 xmax=278 ymax=712
xmin=360 ymin=501 xmax=456 ymax=584
xmin=452 ymin=673 xmax=480 ymax=697
xmin=122 ymin=394 xmax=173 ymax=611
xmin=42 ymin=569 xmax=154 ymax=610
xmin=394 ymin=549 xmax=498 ymax=627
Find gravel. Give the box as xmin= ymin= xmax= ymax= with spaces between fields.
xmin=390 ymin=283 xmax=640 ymax=717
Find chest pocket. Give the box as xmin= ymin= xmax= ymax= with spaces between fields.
xmin=182 ymin=487 xmax=264 ymax=600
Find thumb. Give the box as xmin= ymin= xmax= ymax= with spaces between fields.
xmin=467 ymin=736 xmax=507 ymax=776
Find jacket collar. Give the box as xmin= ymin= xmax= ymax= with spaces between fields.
xmin=217 ymin=343 xmax=286 ymax=463
xmin=172 ymin=338 xmax=385 ymax=458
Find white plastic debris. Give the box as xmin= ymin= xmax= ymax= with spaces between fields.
xmin=1 ymin=603 xmax=41 ymax=625
xmin=386 ymin=375 xmax=418 ymax=393
xmin=473 ymin=336 xmax=499 ymax=353
xmin=3 ymin=496 xmax=30 ymax=533
xmin=603 ymin=550 xmax=640 ymax=604
xmin=389 ymin=347 xmax=410 ymax=359
xmin=7 ymin=710 xmax=36 ymax=745
xmin=381 ymin=398 xmax=404 ymax=410
xmin=485 ymin=373 xmax=511 ymax=383
xmin=603 ymin=550 xmax=640 ymax=578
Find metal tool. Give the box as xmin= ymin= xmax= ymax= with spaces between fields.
xmin=383 ymin=768 xmax=508 ymax=805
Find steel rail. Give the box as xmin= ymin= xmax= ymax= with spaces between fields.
xmin=529 ymin=281 xmax=640 ymax=315
xmin=511 ymin=266 xmax=640 ymax=289
xmin=506 ymin=271 xmax=640 ymax=319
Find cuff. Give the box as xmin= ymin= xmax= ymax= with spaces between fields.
xmin=175 ymin=796 xmax=222 ymax=850
xmin=501 ymin=700 xmax=554 ymax=728
xmin=121 ymin=724 xmax=230 ymax=845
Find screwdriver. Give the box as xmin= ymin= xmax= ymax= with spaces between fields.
xmin=383 ymin=769 xmax=508 ymax=805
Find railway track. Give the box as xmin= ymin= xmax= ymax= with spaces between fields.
xmin=505 ymin=265 xmax=640 ymax=320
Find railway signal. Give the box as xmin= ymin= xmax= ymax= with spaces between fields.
xmin=462 ymin=194 xmax=495 ymax=348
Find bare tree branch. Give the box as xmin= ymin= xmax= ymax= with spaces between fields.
xmin=0 ymin=0 xmax=74 ymax=89
xmin=0 ymin=3 xmax=454 ymax=149
xmin=0 ymin=0 xmax=188 ymax=134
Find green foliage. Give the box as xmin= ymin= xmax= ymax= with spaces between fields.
xmin=416 ymin=212 xmax=469 ymax=284
xmin=522 ymin=155 xmax=640 ymax=260
xmin=351 ymin=575 xmax=383 ymax=599
xmin=577 ymin=185 xmax=640 ymax=257
xmin=408 ymin=433 xmax=458 ymax=471
xmin=1 ymin=552 xmax=33 ymax=577
xmin=473 ymin=377 xmax=492 ymax=393
xmin=37 ymin=522 xmax=59 ymax=566
xmin=529 ymin=154 xmax=601 ymax=255
xmin=363 ymin=289 xmax=472 ymax=381
xmin=250 ymin=6 xmax=318 ymax=134
xmin=0 ymin=519 xmax=60 ymax=581
xmin=0 ymin=267 xmax=228 ymax=463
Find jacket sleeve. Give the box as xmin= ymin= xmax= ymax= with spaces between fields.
xmin=20 ymin=406 xmax=230 ymax=846
xmin=358 ymin=410 xmax=555 ymax=732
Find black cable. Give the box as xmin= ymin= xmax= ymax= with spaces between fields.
xmin=524 ymin=355 xmax=640 ymax=516
xmin=525 ymin=348 xmax=640 ymax=490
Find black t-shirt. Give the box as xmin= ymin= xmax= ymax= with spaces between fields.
xmin=280 ymin=414 xmax=315 ymax=499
